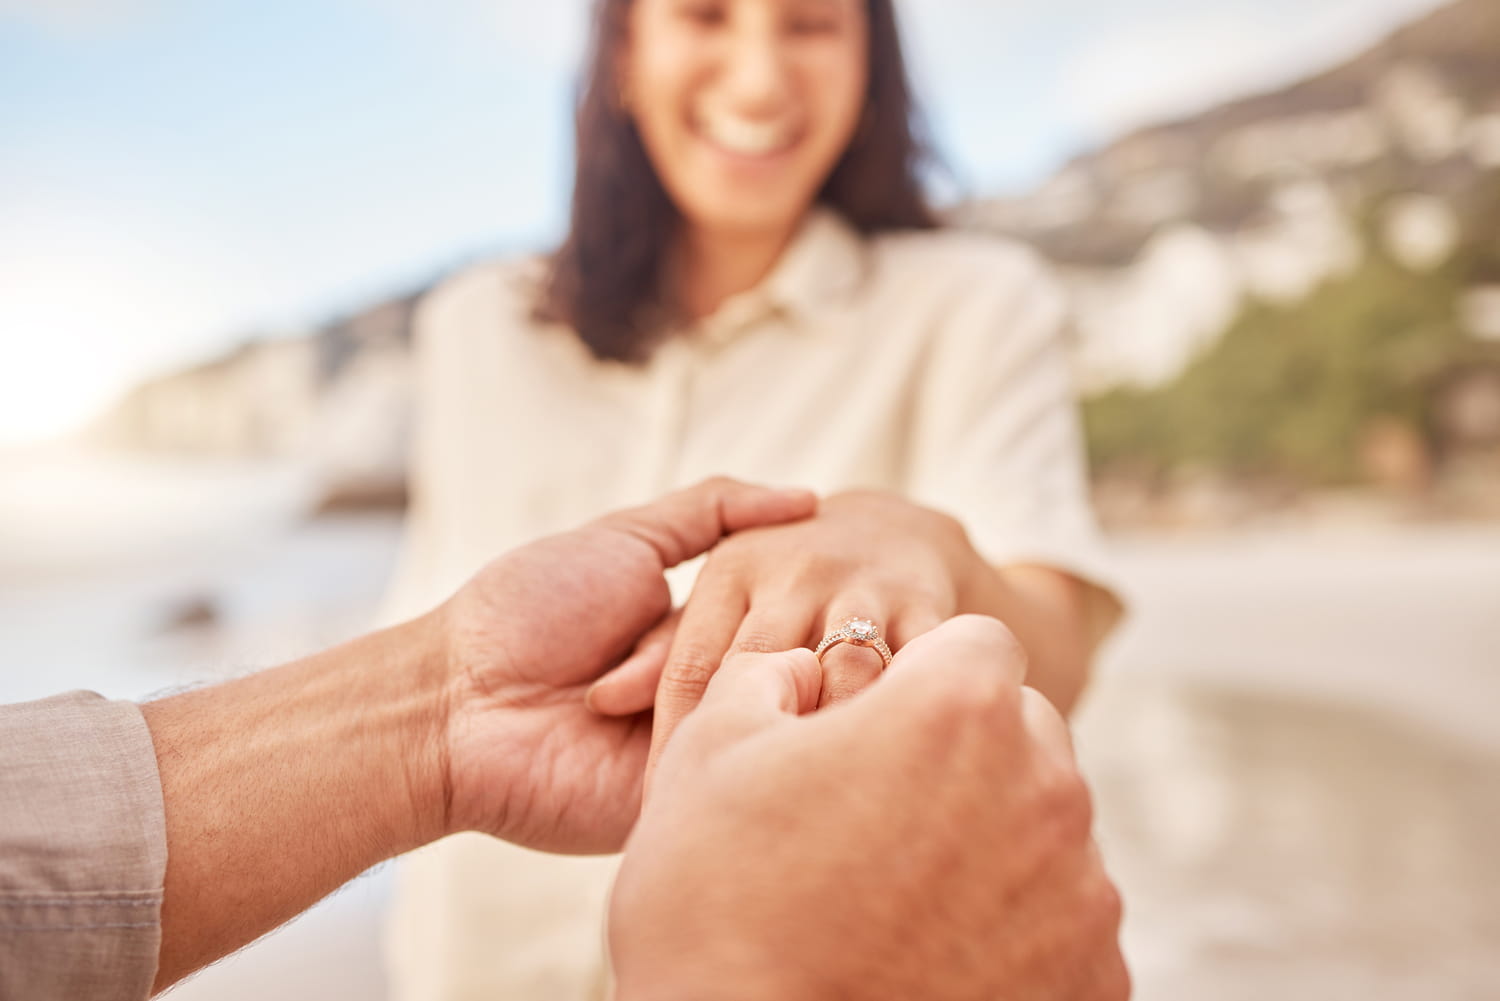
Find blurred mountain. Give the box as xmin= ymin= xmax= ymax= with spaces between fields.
xmin=962 ymin=0 xmax=1500 ymax=519
xmin=101 ymin=292 xmax=421 ymax=512
xmin=965 ymin=0 xmax=1500 ymax=386
xmin=97 ymin=0 xmax=1500 ymax=521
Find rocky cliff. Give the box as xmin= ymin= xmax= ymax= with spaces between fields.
xmin=966 ymin=0 xmax=1500 ymax=390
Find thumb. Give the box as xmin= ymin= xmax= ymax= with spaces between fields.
xmin=700 ymin=648 xmax=824 ymax=728
xmin=837 ymin=615 xmax=1029 ymax=722
xmin=646 ymin=649 xmax=822 ymax=798
xmin=594 ymin=477 xmax=817 ymax=570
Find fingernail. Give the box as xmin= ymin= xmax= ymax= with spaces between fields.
xmin=584 ymin=679 xmax=609 ymax=714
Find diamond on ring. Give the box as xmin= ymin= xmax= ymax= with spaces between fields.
xmin=815 ymin=616 xmax=893 ymax=670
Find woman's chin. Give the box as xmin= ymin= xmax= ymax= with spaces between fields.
xmin=682 ymin=201 xmax=811 ymax=242
xmin=680 ymin=177 xmax=816 ymax=241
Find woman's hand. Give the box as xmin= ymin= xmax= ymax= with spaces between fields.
xmin=586 ymin=490 xmax=996 ymax=775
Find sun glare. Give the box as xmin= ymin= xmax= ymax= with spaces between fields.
xmin=0 ymin=298 xmax=126 ymax=446
xmin=0 ymin=214 xmax=246 ymax=447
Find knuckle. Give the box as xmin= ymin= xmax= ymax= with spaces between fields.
xmin=903 ymin=577 xmax=956 ymax=611
xmin=730 ymin=630 xmax=790 ymax=656
xmin=699 ymin=542 xmax=755 ymax=584
xmin=863 ymin=566 xmax=949 ymax=608
xmin=926 ymin=506 xmax=969 ymax=542
xmin=708 ymin=527 xmax=746 ymax=551
xmin=915 ymin=663 xmax=1019 ymax=728
xmin=1093 ymin=875 xmax=1125 ymax=935
xmin=1084 ymin=932 xmax=1132 ymax=1001
xmin=659 ymin=648 xmax=721 ymax=699
xmin=1039 ymin=767 xmax=1095 ymax=843
xmin=1074 ymin=862 xmax=1124 ymax=935
xmin=701 ymin=539 xmax=742 ymax=568
xmin=788 ymin=552 xmax=859 ymax=587
xmin=950 ymin=613 xmax=1026 ymax=660
xmin=947 ymin=614 xmax=1031 ymax=684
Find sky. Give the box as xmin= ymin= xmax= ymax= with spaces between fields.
xmin=0 ymin=0 xmax=1448 ymax=444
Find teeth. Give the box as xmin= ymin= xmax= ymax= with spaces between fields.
xmin=698 ymin=113 xmax=795 ymax=156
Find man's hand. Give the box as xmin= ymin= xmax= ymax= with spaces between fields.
xmin=143 ymin=477 xmax=814 ymax=991
xmin=610 ymin=615 xmax=1130 ymax=1001
xmin=433 ymin=477 xmax=816 ymax=852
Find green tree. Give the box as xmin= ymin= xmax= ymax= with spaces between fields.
xmin=1083 ymin=228 xmax=1472 ymax=486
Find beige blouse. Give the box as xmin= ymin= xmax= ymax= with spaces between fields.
xmin=383 ymin=208 xmax=1122 ymax=1001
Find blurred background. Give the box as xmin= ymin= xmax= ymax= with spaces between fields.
xmin=2 ymin=0 xmax=1497 ymax=998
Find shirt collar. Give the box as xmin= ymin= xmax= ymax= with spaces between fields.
xmin=693 ymin=206 xmax=868 ymax=346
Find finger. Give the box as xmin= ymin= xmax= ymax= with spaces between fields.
xmin=646 ymin=576 xmax=748 ymax=776
xmin=726 ymin=597 xmax=819 ymax=658
xmin=594 ymin=478 xmax=817 ymax=570
xmin=586 ymin=608 xmax=681 ymax=716
xmin=645 ymin=649 xmax=822 ymax=802
xmin=836 ymin=615 xmax=1028 ymax=724
xmin=698 ymin=649 xmax=824 ymax=738
xmin=815 ymin=596 xmax=892 ymax=708
xmin=887 ymin=606 xmax=946 ymax=652
xmin=883 ymin=614 xmax=1028 ymax=688
xmin=1019 ymin=685 xmax=1077 ymax=767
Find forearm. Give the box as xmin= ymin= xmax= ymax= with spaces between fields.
xmin=140 ymin=614 xmax=449 ymax=993
xmin=964 ymin=563 xmax=1094 ymax=714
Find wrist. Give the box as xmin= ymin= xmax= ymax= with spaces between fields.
xmin=956 ymin=549 xmax=1005 ymax=611
xmin=382 ymin=609 xmax=455 ymax=850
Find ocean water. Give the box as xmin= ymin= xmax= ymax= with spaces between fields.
xmin=1 ymin=446 xmax=404 ymax=1001
xmin=0 ymin=447 xmax=400 ymax=700
xmin=1082 ymin=525 xmax=1500 ymax=999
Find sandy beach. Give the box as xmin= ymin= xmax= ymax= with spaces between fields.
xmin=1080 ymin=527 xmax=1500 ymax=1000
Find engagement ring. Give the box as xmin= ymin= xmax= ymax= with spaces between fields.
xmin=814 ymin=616 xmax=893 ymax=670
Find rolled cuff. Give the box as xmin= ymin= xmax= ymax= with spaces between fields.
xmin=0 ymin=691 xmax=168 ymax=1001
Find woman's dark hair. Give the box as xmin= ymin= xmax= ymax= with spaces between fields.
xmin=538 ymin=0 xmax=937 ymax=363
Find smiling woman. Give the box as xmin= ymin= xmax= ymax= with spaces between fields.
xmin=380 ymin=0 xmax=1122 ymax=998
xmin=540 ymin=0 xmax=932 ymax=360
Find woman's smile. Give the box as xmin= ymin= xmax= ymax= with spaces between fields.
xmin=691 ymin=107 xmax=803 ymax=161
xmin=623 ymin=0 xmax=868 ymax=240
